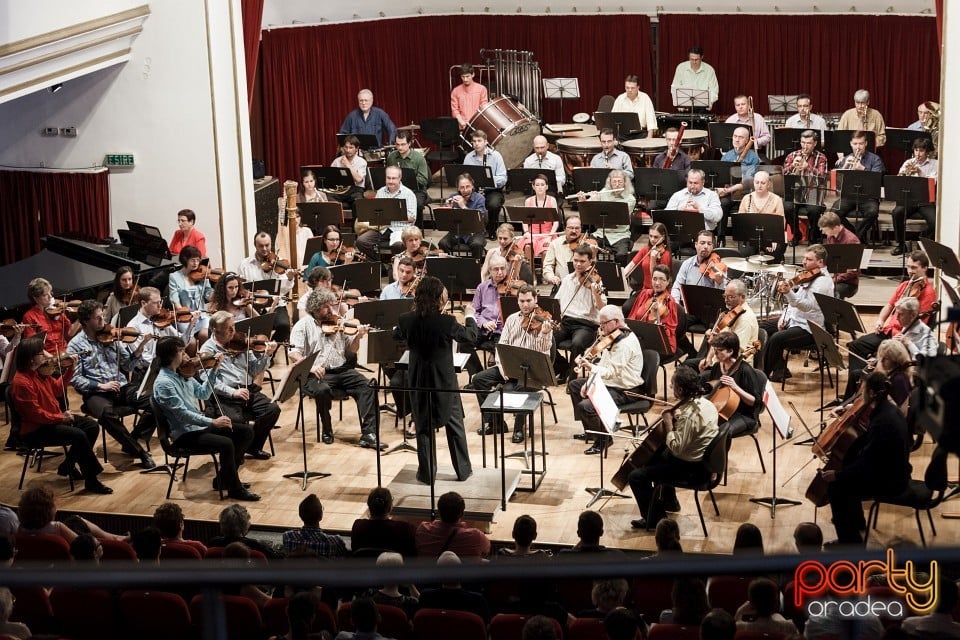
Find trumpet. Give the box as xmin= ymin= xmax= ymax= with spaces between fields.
xmin=899 ymin=158 xmax=922 ymax=177
xmin=841 ymin=152 xmax=862 ymax=170
xmin=789 ymin=152 xmax=809 ymax=175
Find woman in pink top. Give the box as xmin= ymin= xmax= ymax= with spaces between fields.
xmin=514 ymin=174 xmax=559 ymax=265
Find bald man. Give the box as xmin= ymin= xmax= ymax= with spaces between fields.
xmin=522 ymin=135 xmax=565 ymax=194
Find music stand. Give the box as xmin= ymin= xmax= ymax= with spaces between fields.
xmin=708 ymin=124 xmax=753 ymax=153
xmin=368 ymin=167 xmax=418 ymax=192
xmin=506 ymin=206 xmax=560 ymax=258
xmin=561 ymin=260 xmax=622 ymax=294
xmin=328 ymin=262 xmax=381 ymax=294
xmin=301 ymin=237 xmax=325 ymax=267
xmin=495 ymin=343 xmax=556 ymax=493
xmin=885 ymin=128 xmax=932 ymax=158
xmin=274 ymin=352 xmax=330 ymax=489
xmin=433 ymin=208 xmax=485 ymax=246
xmin=768 ymin=95 xmax=800 ymax=113
xmin=593 ymin=112 xmax=643 ymax=139
xmin=507 ymin=169 xmax=558 ymax=196
xmin=367 ymin=330 xmax=414 ymax=455
xmin=814 ymin=293 xmax=865 ymax=341
xmin=624 ymin=319 xmax=671 ymax=359
xmin=634 ymin=169 xmax=685 ymax=206
xmin=543 ymin=77 xmax=580 ymax=123
xmin=297 ymin=202 xmax=344 ymax=233
xmin=443 ymin=164 xmax=495 ymax=190
xmin=235 ymin=313 xmax=276 ymax=337
xmin=578 ymin=200 xmax=630 ymax=242
xmin=673 ymin=88 xmax=711 ymax=111
xmin=353 ymin=198 xmax=408 ymax=231
xmin=571 ymin=168 xmax=612 ymax=195
xmin=499 ymin=295 xmax=560 ymax=320
xmin=426 ymin=257 xmax=482 ymax=302
xmin=353 ymin=299 xmax=413 ymax=330
xmin=336 ymin=133 xmax=380 ymax=150
xmin=773 ymin=128 xmax=803 ymax=155
xmin=824 ymin=130 xmax=876 ymax=155
xmin=420 ymin=117 xmax=461 ymax=199
xmin=919 ymin=238 xmax=960 ymax=280
xmin=679 ymin=284 xmax=726 ymax=325
xmin=822 ymin=244 xmax=866 ymax=302
xmin=652 ymin=210 xmax=706 ymax=248
xmin=117 ymin=303 xmax=139 ymax=328
xmin=300 ymin=166 xmax=354 ymax=193
xmin=835 ymin=170 xmax=882 ymax=228
xmin=809 ymin=321 xmax=846 ymax=412
xmin=884 ymin=175 xmax=935 ymax=276
xmin=692 ymin=160 xmax=738 ymax=190
xmin=731 ymin=213 xmax=786 ymax=272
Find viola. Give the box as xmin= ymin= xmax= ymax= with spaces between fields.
xmin=224 ymin=333 xmax=275 ymax=356
xmin=95 ymin=325 xmax=143 ymax=344
xmin=189 ymin=266 xmax=227 ymax=284
xmin=496 ymin=279 xmax=527 ymax=296
xmin=786 ymin=267 xmax=822 ymax=288
xmin=37 ymin=349 xmax=89 ymax=377
xmin=520 ymin=307 xmax=559 ymax=333
xmin=320 ymin=318 xmax=366 ymax=335
xmin=151 ymin=307 xmax=194 ymax=329
xmin=45 ymin=300 xmax=82 ymax=320
xmin=579 ymin=266 xmax=606 ymax=294
xmin=0 ymin=320 xmax=40 ymax=338
xmin=697 ymin=252 xmax=727 ymax=281
xmin=176 ymin=352 xmax=219 ymax=378
xmin=714 ymin=304 xmax=745 ymax=332
xmin=644 ymin=291 xmax=671 ymax=324
xmin=118 ymin=284 xmax=140 ymax=306
xmin=578 ymin=328 xmax=622 ymax=374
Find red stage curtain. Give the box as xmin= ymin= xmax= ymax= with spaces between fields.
xmin=656 ymin=14 xmax=939 ymax=127
xmin=241 ymin=0 xmax=264 ymax=110
xmin=260 ymin=14 xmax=652 ymax=184
xmin=0 ymin=169 xmax=110 ymax=266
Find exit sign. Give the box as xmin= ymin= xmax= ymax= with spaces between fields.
xmin=104 ymin=153 xmax=135 ymax=167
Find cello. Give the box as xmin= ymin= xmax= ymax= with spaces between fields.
xmin=610 ymin=396 xmax=684 ymax=491
xmin=804 ymin=385 xmax=871 ymax=507
xmin=705 ymin=341 xmax=762 ymax=421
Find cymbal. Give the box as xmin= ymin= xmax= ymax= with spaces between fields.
xmin=765 ymin=264 xmax=799 ymax=275
xmin=397 ymin=124 xmax=421 ymax=131
xmin=747 ymin=254 xmax=775 ymax=264
xmin=722 ymin=257 xmax=764 ymax=272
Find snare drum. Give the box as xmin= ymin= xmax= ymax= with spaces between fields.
xmin=556 ymin=137 xmax=601 ymax=176
xmin=681 ymin=129 xmax=708 ymax=160
xmin=623 ymin=138 xmax=668 ymax=168
xmin=467 ymin=96 xmax=540 ymax=169
xmin=543 ymin=123 xmax=599 ymax=146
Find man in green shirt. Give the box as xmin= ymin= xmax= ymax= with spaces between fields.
xmin=385 ymin=129 xmax=429 ymax=226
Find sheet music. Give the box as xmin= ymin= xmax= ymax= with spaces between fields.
xmin=585 ymin=372 xmax=620 ymax=432
xmin=490 ymin=392 xmax=531 ymax=409
xmin=763 ymin=381 xmax=792 ymax=439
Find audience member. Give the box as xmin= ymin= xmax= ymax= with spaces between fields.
xmin=651 ymin=518 xmax=683 ymax=558
xmin=663 ymin=577 xmax=709 ymax=625
xmin=900 ymin=577 xmax=960 ymax=638
xmin=793 ymin=521 xmax=823 ymax=553
xmin=605 ymin=608 xmax=643 ymax=640
xmin=0 ymin=506 xmax=19 ymax=538
xmin=522 ymin=614 xmax=560 ymax=640
xmin=734 ymin=578 xmax=798 ymax=635
xmin=269 ymin=591 xmax=319 ymax=640
xmin=732 ymin=523 xmax=764 ymax=555
xmin=153 ymin=502 xmax=207 ymax=556
xmin=700 ymin=608 xmax=736 ymax=640
xmin=222 ymin=542 xmax=272 ymax=608
xmin=417 ymin=551 xmax=491 ymax=622
xmin=560 ymin=511 xmax=624 ymax=556
xmin=351 ymin=487 xmax=417 ymax=557
xmin=283 ymin=494 xmax=346 ymax=558
xmin=0 ymin=587 xmax=30 ymax=640
xmin=131 ymin=527 xmax=163 ymax=565
xmin=0 ymin=535 xmax=15 ymax=567
xmin=498 ymin=514 xmax=551 ymax=558
xmin=209 ymin=504 xmax=284 ymax=559
xmin=18 ymin=485 xmax=125 ymax=544
xmin=415 ymin=492 xmax=490 ymax=560
xmin=70 ymin=533 xmax=101 ymax=563
xmin=335 ymin=597 xmax=394 ymax=640
xmin=363 ymin=552 xmax=420 ymax=619
xmin=578 ymin=579 xmax=629 ymax=618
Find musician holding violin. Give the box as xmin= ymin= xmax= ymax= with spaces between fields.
xmin=104 ymin=267 xmax=138 ymax=324
xmin=66 ymin=300 xmax=157 ymax=470
xmin=152 ymin=336 xmax=260 ymax=501
xmin=238 ymin=231 xmax=299 ymax=342
xmin=394 ymin=226 xmax=430 ymax=280
xmin=125 ymin=287 xmax=195 ymax=367
xmin=623 ymin=222 xmax=671 ymax=292
xmin=166 ymin=245 xmax=211 ymax=343
xmin=628 ymin=366 xmax=718 ymax=530
xmin=699 ymin=331 xmax=764 ymax=437
xmin=687 ymin=279 xmax=758 ymax=371
xmin=470 ymin=284 xmax=554 ymax=444
xmin=381 ymin=257 xmax=419 ymax=300
xmin=555 ymin=245 xmax=608 ymax=382
xmin=11 ymin=336 xmax=114 ymax=494
xmin=481 ymin=224 xmax=534 ymax=286
xmin=625 ymin=265 xmax=679 ymax=354
xmin=22 ymin=277 xmax=82 ymax=367
xmin=199 ymin=311 xmax=280 ymax=461
xmin=541 ymin=216 xmax=583 ymax=289
xmin=671 ymin=230 xmax=726 ymax=359
xmin=759 ymin=245 xmax=834 ymax=383
xmin=568 ymin=305 xmax=644 ymax=455
xmin=289 ymin=289 xmax=383 ymax=449
xmin=207 ymin=272 xmax=257 ymax=321
xmin=819 ymin=371 xmax=912 ymax=546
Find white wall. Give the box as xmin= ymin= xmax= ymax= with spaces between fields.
xmin=0 ymin=0 xmax=254 ymax=268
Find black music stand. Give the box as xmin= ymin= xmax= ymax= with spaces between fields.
xmin=919 ymin=238 xmax=960 ymax=280
xmin=652 ymin=210 xmax=706 ymax=249
xmin=672 ymin=88 xmax=711 ymax=111
xmin=783 ymin=174 xmax=831 ymax=263
xmin=563 ymin=260 xmax=622 ymax=293
xmin=578 ymin=201 xmax=630 ymax=243
xmin=249 ymin=279 xmax=280 ymax=295
xmin=353 ymin=299 xmax=413 ymax=330
xmin=835 ymin=170 xmax=882 ymax=228
xmin=234 ymin=313 xmax=276 ymax=337
xmin=420 ymin=117 xmax=461 ymax=198
xmin=297 ymin=202 xmax=344 ymax=233
xmin=425 ymin=257 xmax=482 ymax=303
xmin=691 ymin=160 xmax=737 ymax=190
xmin=275 ymin=352 xmax=330 ymax=489
xmin=300 ymin=166 xmax=354 ymax=193
xmin=117 ymin=303 xmax=139 ymax=328
xmin=884 ymin=175 xmax=935 ymax=276
xmin=731 ymin=213 xmax=786 ymax=270
xmin=495 ymin=343 xmax=556 ymax=493
xmin=822 ymin=244 xmax=866 ymax=299
xmin=773 ymin=128 xmax=803 ymax=154
xmin=500 ymin=295 xmax=561 ymax=320
xmin=353 ymin=198 xmax=408 ymax=232
xmin=809 ymin=321 xmax=846 ymax=414
xmin=594 ymin=112 xmax=643 ymax=139
xmin=443 ymin=164 xmax=495 ymax=190
xmin=367 ymin=330 xmax=414 ymax=455
xmin=884 ymin=128 xmax=932 ymax=158
xmin=634 ymin=169 xmax=685 ymax=206
xmin=301 ymin=237 xmax=325 ymax=267
xmin=336 ymin=133 xmax=379 ymax=150
xmin=814 ymin=293 xmax=865 ymax=342
xmin=433 ymin=208 xmax=485 ymax=248
xmin=708 ymin=123 xmax=753 ymax=153
xmin=506 ymin=206 xmax=560 ymax=258
xmin=768 ymin=95 xmax=800 ymax=113
xmin=507 ymin=169 xmax=559 ymax=196
xmin=368 ymin=167 xmax=418 ymax=191
xmin=328 ymin=262 xmax=381 ymax=294
xmin=680 ymin=284 xmax=726 ymax=325
xmin=571 ymin=168 xmax=612 ymax=194
xmin=823 ymin=130 xmax=876 ymax=155
xmin=625 ymin=319 xmax=671 ymax=358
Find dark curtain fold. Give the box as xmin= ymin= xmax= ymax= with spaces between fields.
xmin=261 ymin=14 xmax=652 ymax=184
xmin=657 ymin=14 xmax=939 ymax=127
xmin=0 ymin=170 xmax=110 ymax=266
xmin=241 ymin=0 xmax=264 ymax=111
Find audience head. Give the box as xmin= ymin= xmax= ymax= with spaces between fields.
xmin=700 ymin=608 xmax=736 ymax=640
xmin=592 ymin=578 xmax=629 ymax=613
xmin=219 ymin=504 xmax=252 ymax=538
xmin=152 ymin=502 xmax=186 ymax=539
xmin=351 ymin=597 xmax=380 ymax=633
xmin=672 ymin=577 xmax=709 ymax=626
xmin=522 ymin=615 xmax=559 ymax=640
xmin=604 ymin=608 xmax=641 ymax=640
xmin=437 ymin=491 xmax=466 ymax=524
xmin=223 ymin=541 xmax=251 ymax=561
xmin=0 ymin=587 xmax=16 ymax=624
xmin=437 ymin=550 xmax=462 ymax=587
xmin=298 ymin=494 xmax=324 ymax=527
xmin=512 ymin=514 xmax=538 ymax=548
xmin=733 ymin=523 xmax=764 ymax=555
xmin=576 ymin=510 xmax=604 ymax=546
xmin=131 ymin=527 xmax=163 ymax=563
xmin=70 ymin=533 xmax=101 ymax=562
xmin=0 ymin=535 xmax=14 ymax=566
xmin=794 ymin=522 xmax=823 ymax=553
xmin=366 ymin=487 xmax=394 ymax=519
xmin=18 ymin=485 xmax=57 ymax=530
xmin=748 ymin=578 xmax=782 ymax=617
xmin=376 ymin=551 xmax=403 ymax=568
xmin=654 ymin=517 xmax=683 ymax=553
xmin=286 ymin=591 xmax=317 ymax=640
xmin=936 ymin=577 xmax=959 ymax=614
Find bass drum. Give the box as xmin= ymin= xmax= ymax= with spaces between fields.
xmin=467 ymin=96 xmax=541 ymax=169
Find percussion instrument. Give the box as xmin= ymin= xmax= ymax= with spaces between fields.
xmin=572 ymin=112 xmax=592 ymax=124
xmin=556 ymin=137 xmax=601 ymax=176
xmin=721 ymin=257 xmax=767 ymax=273
xmin=466 ymin=96 xmax=540 ymax=169
xmin=680 ymin=129 xmax=708 ymax=160
xmin=543 ymin=123 xmax=599 ymax=145
xmin=623 ymin=138 xmax=668 ymax=168
xmin=747 ymin=254 xmax=775 ymax=265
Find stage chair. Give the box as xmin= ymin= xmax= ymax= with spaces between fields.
xmin=655 ymin=425 xmax=729 ymax=536
xmin=618 ymin=349 xmax=660 ymax=436
xmin=99 ymin=537 xmax=137 ymax=561
xmin=413 ymin=608 xmax=486 ymax=640
xmin=7 ymin=387 xmax=73 ymax=491
xmin=160 ymin=541 xmax=203 ymax=560
xmin=119 ymin=590 xmax=192 ymax=640
xmin=490 ymin=613 xmax=563 ymax=640
xmin=151 ymin=398 xmax=224 ymax=500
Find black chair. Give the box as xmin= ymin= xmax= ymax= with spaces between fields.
xmin=864 ymin=445 xmax=949 ymax=548
xmin=723 ymin=364 xmax=768 ymax=485
xmin=618 ymin=349 xmax=660 ymax=436
xmin=7 ymin=387 xmax=73 ymax=491
xmin=657 ymin=425 xmax=729 ymax=537
xmin=150 ymin=398 xmax=223 ymax=500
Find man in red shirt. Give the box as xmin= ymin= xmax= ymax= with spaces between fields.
xmin=414 ymin=491 xmax=490 ymax=560
xmin=819 ymin=212 xmax=861 ymax=300
xmin=450 ymin=64 xmax=489 ymax=131
xmin=168 ymin=209 xmax=207 ymax=257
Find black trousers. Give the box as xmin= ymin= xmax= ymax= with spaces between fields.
xmin=627 ymin=447 xmax=708 ymax=523
xmin=847 ymin=332 xmax=883 ymax=361
xmin=759 ymin=320 xmax=814 ymax=375
xmin=303 ymin=369 xmax=377 ymax=436
xmin=272 ymin=306 xmax=292 ymax=344
xmin=22 ymin=417 xmax=103 ymax=482
xmin=438 ymin=232 xmax=486 ymax=259
xmin=82 ymin=391 xmax=150 ymax=458
xmin=784 ymin=203 xmax=825 ymax=243
xmin=567 ymin=378 xmax=634 ymax=437
xmin=485 ymin=190 xmax=505 ymax=237
xmin=891 ymin=204 xmax=936 ymax=247
xmin=471 ymin=366 xmax=525 ymax=432
xmin=836 ymin=198 xmax=879 ymax=242
xmin=205 ymin=391 xmax=279 ymax=454
xmin=554 ymin=317 xmax=599 ymax=378
xmin=834 ymin=282 xmax=858 ymax=301
xmin=174 ymin=425 xmax=254 ymax=494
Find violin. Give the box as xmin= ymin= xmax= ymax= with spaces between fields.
xmin=644 ymin=291 xmax=670 ymax=325
xmin=332 ymin=245 xmax=366 ymax=263
xmin=176 ymin=352 xmax=220 ymax=378
xmin=496 ymin=279 xmax=527 ymax=296
xmin=332 ymin=285 xmax=367 ymax=307
xmin=150 ymin=307 xmax=194 ymax=329
xmin=118 ymin=283 xmax=140 ymax=306
xmin=580 ymin=266 xmax=606 ymax=294
xmin=569 ymin=233 xmax=609 ymax=256
xmin=37 ymin=349 xmax=89 ymax=377
xmin=520 ymin=307 xmax=559 ymax=333
xmin=320 ymin=318 xmax=366 ymax=335
xmin=189 ymin=266 xmax=227 ymax=284
xmin=785 ymin=267 xmax=822 ymax=288
xmin=577 ymin=328 xmax=623 ymax=375
xmin=0 ymin=320 xmax=40 ymax=338
xmin=714 ymin=304 xmax=745 ymax=332
xmin=250 ymin=291 xmax=285 ymax=311
xmin=224 ymin=333 xmax=276 ymax=356
xmin=95 ymin=325 xmax=143 ymax=344
xmin=45 ymin=300 xmax=82 ymax=320
xmin=697 ymin=252 xmax=727 ymax=282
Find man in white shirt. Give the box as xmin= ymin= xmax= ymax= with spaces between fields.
xmin=590 ymin=128 xmax=633 ymax=179
xmin=522 ymin=135 xmax=565 ymax=194
xmin=784 ymin=93 xmax=827 ymax=141
xmin=611 ymin=74 xmax=658 ymax=139
xmin=330 ymin=135 xmax=368 ymax=205
xmin=237 ymin=232 xmax=298 ymax=342
xmin=463 ymin=129 xmax=507 ymax=239
xmin=356 ymin=165 xmax=418 ymax=260
xmin=670 ymin=46 xmax=718 ymax=110
xmin=892 ymin=137 xmax=938 ymax=256
xmin=665 ymin=169 xmax=723 ymax=232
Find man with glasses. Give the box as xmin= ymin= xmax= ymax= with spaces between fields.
xmin=385 ymin=130 xmax=429 ymax=224
xmin=908 ymin=102 xmax=937 ymax=131
xmin=838 ymin=89 xmax=886 ymax=148
xmin=670 ymin=46 xmax=718 ymax=110
xmin=671 ymin=230 xmax=726 ymax=359
xmin=665 ymin=169 xmax=723 ymax=233
xmin=783 ymin=130 xmax=829 ymax=244
xmin=785 ymin=94 xmax=827 ymax=141
xmin=686 ymin=278 xmax=758 ymax=372
xmin=611 ymin=74 xmax=658 ymax=139
xmin=339 ymin=89 xmax=396 ymax=147
xmin=542 ymin=217 xmax=583 ymax=289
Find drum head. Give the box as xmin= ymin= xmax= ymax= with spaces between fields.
xmin=572 ymin=112 xmax=591 ymax=124
xmin=623 ymin=139 xmax=668 ymax=152
xmin=468 ymin=97 xmax=541 ymax=169
xmin=556 ymin=137 xmax=602 ymax=153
